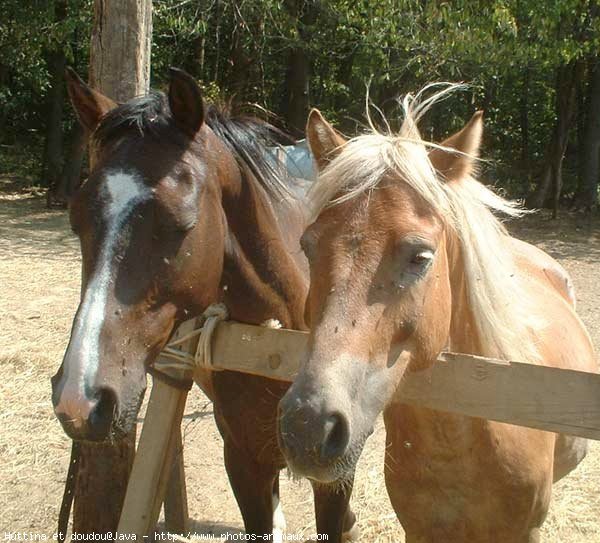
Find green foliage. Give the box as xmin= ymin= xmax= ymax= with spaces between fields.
xmin=0 ymin=0 xmax=92 ymax=145
xmin=3 ymin=0 xmax=600 ymax=203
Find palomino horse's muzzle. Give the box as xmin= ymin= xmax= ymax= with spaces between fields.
xmin=278 ymin=376 xmax=352 ymax=482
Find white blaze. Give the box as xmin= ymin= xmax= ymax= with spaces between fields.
xmin=60 ymin=171 xmax=150 ymax=395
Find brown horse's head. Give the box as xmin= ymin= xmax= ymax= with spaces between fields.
xmin=51 ymin=69 xmax=229 ymax=441
xmin=278 ymin=106 xmax=485 ymax=484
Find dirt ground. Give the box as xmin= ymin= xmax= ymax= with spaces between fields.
xmin=1 ymin=178 xmax=599 ymax=541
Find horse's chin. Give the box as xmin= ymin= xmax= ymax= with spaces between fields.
xmin=286 ymin=436 xmax=367 ymax=490
xmin=74 ymin=388 xmax=146 ymax=444
xmin=108 ymin=388 xmax=147 ymax=442
xmin=302 ymin=462 xmax=358 ymax=493
xmin=286 ymin=461 xmax=342 ymax=484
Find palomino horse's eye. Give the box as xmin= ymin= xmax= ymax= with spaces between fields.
xmin=410 ymin=250 xmax=435 ymax=266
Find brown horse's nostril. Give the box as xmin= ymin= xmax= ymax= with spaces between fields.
xmin=85 ymin=386 xmax=118 ymax=440
xmin=321 ymin=412 xmax=350 ymax=461
xmin=53 ymin=384 xmax=118 ymax=442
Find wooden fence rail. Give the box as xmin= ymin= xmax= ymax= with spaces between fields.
xmin=117 ymin=319 xmax=600 ymax=537
xmin=198 ymin=321 xmax=600 ymax=440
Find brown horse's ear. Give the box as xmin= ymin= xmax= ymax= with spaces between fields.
xmin=168 ymin=68 xmax=204 ymax=137
xmin=428 ymin=110 xmax=483 ymax=183
xmin=65 ymin=67 xmax=117 ymax=132
xmin=306 ymin=109 xmax=347 ymax=171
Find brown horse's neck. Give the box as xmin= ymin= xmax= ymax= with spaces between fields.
xmin=217 ymin=151 xmax=309 ymax=330
xmin=445 ymin=232 xmax=485 ymax=356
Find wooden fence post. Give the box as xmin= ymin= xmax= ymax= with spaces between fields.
xmin=72 ymin=0 xmax=155 ymax=535
xmin=117 ymin=377 xmax=189 ymax=537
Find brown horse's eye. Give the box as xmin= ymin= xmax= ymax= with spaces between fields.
xmin=146 ymin=280 xmax=163 ymax=309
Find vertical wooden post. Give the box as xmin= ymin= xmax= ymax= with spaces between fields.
xmin=164 ymin=426 xmax=189 ymax=535
xmin=88 ymin=0 xmax=152 ymax=101
xmin=72 ymin=0 xmax=153 ymax=535
xmin=73 ymin=432 xmax=136 ymax=534
xmin=117 ymin=378 xmax=189 ymax=537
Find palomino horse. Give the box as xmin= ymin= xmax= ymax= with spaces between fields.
xmin=278 ymin=92 xmax=596 ymax=542
xmin=50 ymin=68 xmax=356 ymax=541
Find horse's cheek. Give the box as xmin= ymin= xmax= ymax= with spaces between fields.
xmin=412 ymin=281 xmax=451 ymax=366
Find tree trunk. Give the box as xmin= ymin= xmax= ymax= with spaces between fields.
xmin=0 ymin=62 xmax=10 ymax=140
xmin=53 ymin=26 xmax=86 ymax=204
xmin=282 ymin=47 xmax=310 ymax=132
xmin=333 ymin=48 xmax=355 ymax=115
xmin=515 ymin=0 xmax=531 ymax=177
xmin=574 ymin=57 xmax=600 ymax=210
xmin=526 ymin=61 xmax=580 ymax=211
xmin=519 ymin=65 xmax=530 ymax=165
xmin=72 ymin=0 xmax=152 ymax=535
xmin=378 ymin=48 xmax=402 ymax=122
xmin=189 ymin=33 xmax=205 ymax=79
xmin=55 ymin=124 xmax=87 ymax=203
xmin=226 ymin=10 xmax=253 ymax=97
xmin=213 ymin=0 xmax=221 ymax=83
xmin=89 ymin=0 xmax=152 ymax=101
xmin=281 ymin=0 xmax=318 ymax=133
xmin=576 ymin=71 xmax=586 ymax=201
xmin=42 ymin=0 xmax=67 ymax=204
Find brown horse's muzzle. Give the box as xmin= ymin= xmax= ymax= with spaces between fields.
xmin=51 ymin=358 xmax=148 ymax=442
xmin=51 ymin=368 xmax=120 ymax=441
xmin=50 ymin=309 xmax=151 ymax=442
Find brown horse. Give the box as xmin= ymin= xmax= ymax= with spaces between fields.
xmin=278 ymin=90 xmax=596 ymax=542
xmin=50 ymin=68 xmax=356 ymax=541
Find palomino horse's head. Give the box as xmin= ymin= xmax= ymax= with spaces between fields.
xmin=51 ymin=69 xmax=229 ymax=441
xmin=278 ymin=99 xmax=503 ymax=483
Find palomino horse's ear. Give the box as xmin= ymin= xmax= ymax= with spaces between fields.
xmin=428 ymin=110 xmax=484 ymax=183
xmin=168 ymin=68 xmax=204 ymax=137
xmin=65 ymin=67 xmax=117 ymax=132
xmin=306 ymin=109 xmax=347 ymax=171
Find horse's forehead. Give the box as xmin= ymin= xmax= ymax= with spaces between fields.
xmin=103 ymin=170 xmax=149 ymax=219
xmin=322 ymin=186 xmax=440 ymax=241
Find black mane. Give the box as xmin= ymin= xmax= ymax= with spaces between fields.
xmin=204 ymin=104 xmax=297 ymax=200
xmin=93 ymin=91 xmax=298 ymax=200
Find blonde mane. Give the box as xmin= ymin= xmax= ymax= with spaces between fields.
xmin=308 ymin=85 xmax=541 ymax=363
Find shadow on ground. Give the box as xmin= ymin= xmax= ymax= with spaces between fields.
xmin=508 ymin=210 xmax=600 ymax=263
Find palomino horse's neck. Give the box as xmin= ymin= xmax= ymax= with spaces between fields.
xmin=445 ymin=231 xmax=486 ymax=356
xmin=218 ymin=151 xmax=309 ymax=330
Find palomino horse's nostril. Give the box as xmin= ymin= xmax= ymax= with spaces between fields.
xmin=320 ymin=412 xmax=350 ymax=462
